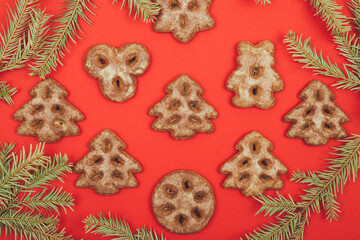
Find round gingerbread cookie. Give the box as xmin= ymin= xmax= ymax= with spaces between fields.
xmin=152 ymin=170 xmax=215 ymax=234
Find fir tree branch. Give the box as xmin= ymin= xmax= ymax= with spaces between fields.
xmin=243 ymin=135 xmax=360 ymax=240
xmin=84 ymin=212 xmax=136 ymax=239
xmin=0 ymin=0 xmax=39 ymax=66
xmin=0 ymin=81 xmax=17 ymax=107
xmin=2 ymin=224 xmax=72 ymax=240
xmin=0 ymin=143 xmax=48 ymax=201
xmin=254 ymin=193 xmax=304 ymax=217
xmin=284 ymin=31 xmax=360 ymax=91
xmin=349 ymin=0 xmax=360 ymax=33
xmin=84 ymin=212 xmax=166 ymax=240
xmin=30 ymin=0 xmax=95 ymax=78
xmin=112 ymin=0 xmax=161 ymax=23
xmin=306 ymin=0 xmax=350 ymax=35
xmin=255 ymin=0 xmax=271 ymax=5
xmin=306 ymin=0 xmax=360 ymax=82
xmin=136 ymin=227 xmax=166 ymax=240
xmin=0 ymin=143 xmax=73 ymax=239
xmin=18 ymin=188 xmax=74 ymax=215
xmin=0 ymin=9 xmax=51 ymax=72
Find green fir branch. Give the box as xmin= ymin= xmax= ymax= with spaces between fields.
xmin=0 ymin=143 xmax=73 ymax=239
xmin=243 ymin=135 xmax=360 ymax=240
xmin=306 ymin=0 xmax=350 ymax=34
xmin=0 ymin=9 xmax=51 ymax=72
xmin=349 ymin=0 xmax=360 ymax=33
xmin=254 ymin=193 xmax=304 ymax=217
xmin=284 ymin=31 xmax=360 ymax=91
xmin=84 ymin=212 xmax=166 ymax=240
xmin=255 ymin=0 xmax=271 ymax=5
xmin=19 ymin=188 xmax=74 ymax=215
xmin=0 ymin=81 xmax=17 ymax=107
xmin=307 ymin=0 xmax=360 ymax=84
xmin=0 ymin=0 xmax=39 ymax=66
xmin=30 ymin=0 xmax=95 ymax=78
xmin=112 ymin=0 xmax=161 ymax=23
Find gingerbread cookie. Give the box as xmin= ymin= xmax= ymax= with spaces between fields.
xmin=284 ymin=80 xmax=349 ymax=146
xmin=13 ymin=78 xmax=84 ymax=143
xmin=152 ymin=170 xmax=215 ymax=234
xmin=227 ymin=41 xmax=283 ymax=109
xmin=84 ymin=43 xmax=150 ymax=102
xmin=220 ymin=131 xmax=287 ymax=197
xmin=149 ymin=74 xmax=218 ymax=140
xmin=73 ymin=129 xmax=142 ymax=195
xmin=153 ymin=0 xmax=215 ymax=43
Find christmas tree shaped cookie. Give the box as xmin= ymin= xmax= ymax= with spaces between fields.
xmin=220 ymin=131 xmax=287 ymax=197
xmin=13 ymin=78 xmax=84 ymax=143
xmin=284 ymin=80 xmax=349 ymax=146
xmin=153 ymin=0 xmax=215 ymax=43
xmin=149 ymin=74 xmax=218 ymax=140
xmin=73 ymin=129 xmax=142 ymax=195
xmin=227 ymin=41 xmax=283 ymax=109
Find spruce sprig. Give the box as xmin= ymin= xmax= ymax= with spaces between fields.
xmin=243 ymin=134 xmax=360 ymax=240
xmin=284 ymin=31 xmax=360 ymax=91
xmin=30 ymin=0 xmax=95 ymax=78
xmin=84 ymin=212 xmax=166 ymax=240
xmin=286 ymin=0 xmax=360 ymax=91
xmin=0 ymin=81 xmax=17 ymax=106
xmin=0 ymin=142 xmax=74 ymax=240
xmin=255 ymin=0 xmax=271 ymax=5
xmin=0 ymin=0 xmax=39 ymax=67
xmin=112 ymin=0 xmax=161 ymax=23
xmin=0 ymin=9 xmax=52 ymax=72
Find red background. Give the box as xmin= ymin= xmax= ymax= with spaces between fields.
xmin=1 ymin=0 xmax=360 ymax=239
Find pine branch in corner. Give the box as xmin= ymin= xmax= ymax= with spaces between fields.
xmin=284 ymin=31 xmax=360 ymax=91
xmin=0 ymin=9 xmax=51 ymax=72
xmin=0 ymin=142 xmax=74 ymax=240
xmin=0 ymin=81 xmax=17 ymax=106
xmin=0 ymin=0 xmax=39 ymax=67
xmin=30 ymin=0 xmax=95 ymax=78
xmin=242 ymin=135 xmax=360 ymax=240
xmin=112 ymin=0 xmax=161 ymax=23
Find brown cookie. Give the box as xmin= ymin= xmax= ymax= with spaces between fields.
xmin=149 ymin=74 xmax=218 ymax=140
xmin=227 ymin=41 xmax=283 ymax=109
xmin=284 ymin=80 xmax=349 ymax=146
xmin=73 ymin=129 xmax=142 ymax=195
xmin=154 ymin=0 xmax=215 ymax=43
xmin=84 ymin=43 xmax=150 ymax=102
xmin=13 ymin=78 xmax=84 ymax=143
xmin=220 ymin=131 xmax=288 ymax=197
xmin=152 ymin=170 xmax=215 ymax=234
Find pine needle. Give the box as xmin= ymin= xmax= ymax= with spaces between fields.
xmin=0 ymin=142 xmax=74 ymax=239
xmin=255 ymin=0 xmax=271 ymax=5
xmin=84 ymin=212 xmax=166 ymax=240
xmin=0 ymin=81 xmax=17 ymax=106
xmin=30 ymin=0 xmax=95 ymax=78
xmin=0 ymin=0 xmax=39 ymax=66
xmin=284 ymin=31 xmax=360 ymax=91
xmin=112 ymin=0 xmax=161 ymax=23
xmin=243 ymin=135 xmax=360 ymax=240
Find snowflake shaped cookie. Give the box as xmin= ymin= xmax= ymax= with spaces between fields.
xmin=154 ymin=0 xmax=215 ymax=43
